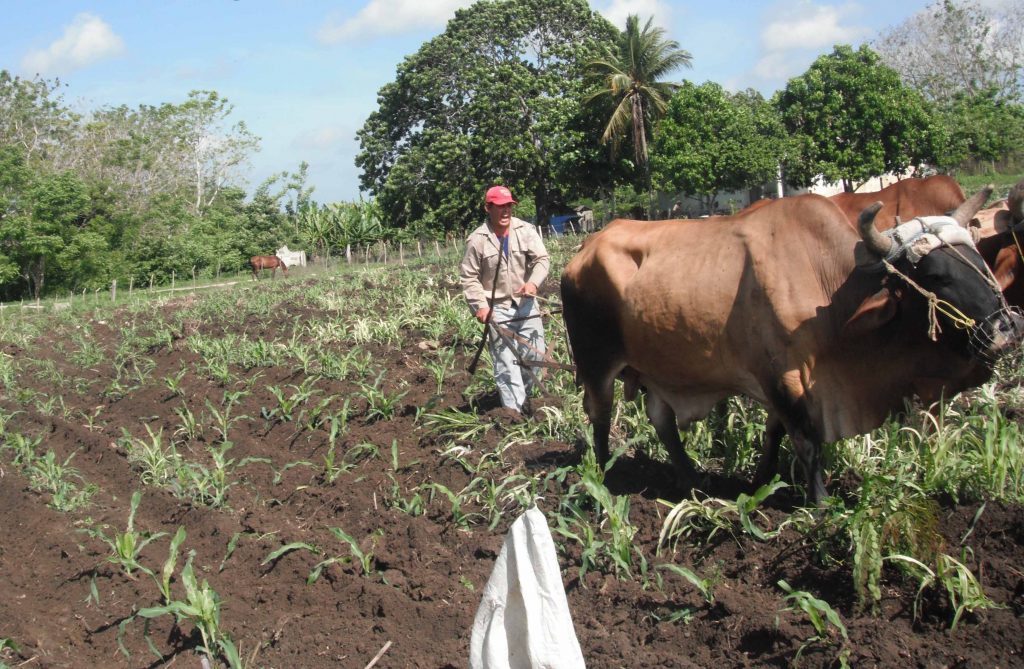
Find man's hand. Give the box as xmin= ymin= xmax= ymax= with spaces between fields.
xmin=515 ymin=282 xmax=538 ymax=297
xmin=475 ymin=307 xmax=491 ymax=323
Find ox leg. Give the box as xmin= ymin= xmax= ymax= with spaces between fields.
xmin=789 ymin=432 xmax=827 ymax=504
xmin=768 ymin=384 xmax=828 ymax=503
xmin=753 ymin=414 xmax=786 ymax=487
xmin=582 ymin=377 xmax=615 ymax=468
xmin=643 ymin=390 xmax=699 ymax=483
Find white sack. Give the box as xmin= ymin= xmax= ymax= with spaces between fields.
xmin=469 ymin=505 xmax=586 ymax=669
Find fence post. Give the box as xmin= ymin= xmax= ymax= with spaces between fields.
xmin=171 ymin=270 xmax=176 ymax=292
xmin=399 ymin=242 xmax=404 ymax=264
xmin=192 ymin=266 xmax=197 ymax=292
xmin=417 ymin=240 xmax=422 ymax=257
xmin=94 ymin=288 xmax=100 ymax=305
xmin=346 ymin=244 xmax=351 ymax=264
xmin=434 ymin=240 xmax=440 ymax=257
xmin=111 ymin=279 xmax=117 ymax=303
xmin=383 ymin=241 xmax=388 ymax=265
xmin=149 ymin=274 xmax=154 ymax=292
xmin=129 ymin=277 xmax=134 ymax=298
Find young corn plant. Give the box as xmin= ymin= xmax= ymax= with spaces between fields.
xmin=27 ymin=450 xmax=97 ymax=512
xmin=657 ymin=477 xmax=787 ymax=552
xmin=776 ymin=580 xmax=850 ymax=669
xmin=205 ymin=399 xmax=249 ymax=445
xmin=844 ymin=473 xmax=943 ymax=613
xmin=80 ymin=490 xmax=167 ymax=579
xmin=129 ymin=550 xmax=242 ymax=668
xmin=359 ymin=372 xmax=408 ymax=423
xmin=886 ymin=551 xmax=1004 ymax=629
xmin=3 ymin=432 xmax=41 ymax=467
xmin=262 ymin=527 xmax=383 ymax=583
xmin=163 ymin=367 xmax=188 ymax=398
xmin=122 ymin=425 xmax=182 ymax=487
xmin=318 ymin=405 xmax=358 ymax=483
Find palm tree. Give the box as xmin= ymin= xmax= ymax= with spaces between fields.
xmin=586 ymin=15 xmax=692 ymax=212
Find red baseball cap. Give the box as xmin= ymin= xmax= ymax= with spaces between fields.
xmin=485 ymin=185 xmax=517 ymax=205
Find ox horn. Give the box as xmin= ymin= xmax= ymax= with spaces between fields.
xmin=858 ymin=202 xmax=892 ymax=257
xmin=950 ymin=184 xmax=994 ymax=227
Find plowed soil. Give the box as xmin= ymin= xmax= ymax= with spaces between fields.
xmin=1 ymin=276 xmax=1023 ymax=669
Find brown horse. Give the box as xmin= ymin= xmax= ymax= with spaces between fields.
xmin=250 ymin=255 xmax=288 ymax=279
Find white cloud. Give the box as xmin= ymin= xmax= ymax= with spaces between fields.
xmin=596 ymin=0 xmax=673 ymax=28
xmin=746 ymin=1 xmax=870 ymax=86
xmin=315 ymin=0 xmax=474 ymax=43
xmin=760 ymin=2 xmax=867 ymax=52
xmin=21 ymin=13 xmax=125 ymax=76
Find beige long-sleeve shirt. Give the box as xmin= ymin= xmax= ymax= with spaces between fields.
xmin=460 ymin=217 xmax=550 ymax=313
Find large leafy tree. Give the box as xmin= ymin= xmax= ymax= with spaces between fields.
xmin=651 ymin=82 xmax=787 ymax=214
xmin=585 ymin=15 xmax=692 ymax=180
xmin=874 ymin=0 xmax=1024 ymax=104
xmin=355 ymin=0 xmax=618 ymax=234
xmin=874 ymin=1 xmax=1024 ymax=170
xmin=937 ymin=87 xmax=1024 ymax=168
xmin=776 ymin=44 xmax=942 ymax=191
xmin=0 ymin=71 xmax=78 ymax=166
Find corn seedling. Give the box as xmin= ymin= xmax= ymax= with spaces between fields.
xmin=886 ymin=551 xmax=1003 ymax=629
xmin=4 ymin=432 xmax=42 ymax=467
xmin=173 ymin=404 xmax=202 ymax=442
xmin=122 ymin=425 xmax=181 ymax=487
xmin=27 ymin=450 xmax=97 ymax=512
xmin=776 ymin=580 xmax=850 ymax=668
xmin=130 ymin=550 xmax=242 ymax=668
xmin=658 ymin=478 xmax=785 ymax=552
xmin=360 ymin=372 xmax=408 ymax=423
xmin=205 ymin=398 xmax=249 ymax=444
xmin=386 ymin=473 xmax=425 ymax=516
xmin=422 ymin=407 xmax=494 ymax=442
xmin=844 ymin=473 xmax=942 ymax=612
xmin=79 ymin=405 xmax=105 ymax=432
xmin=80 ymin=491 xmax=167 ymax=578
xmin=163 ymin=367 xmax=187 ymax=398
xmin=424 ymin=482 xmax=480 ymax=529
xmin=658 ymin=563 xmax=716 ymax=603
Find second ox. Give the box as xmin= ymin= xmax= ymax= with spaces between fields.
xmin=561 ymin=191 xmax=1022 ymax=503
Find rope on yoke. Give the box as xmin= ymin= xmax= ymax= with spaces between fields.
xmin=882 ymin=259 xmax=976 ymax=340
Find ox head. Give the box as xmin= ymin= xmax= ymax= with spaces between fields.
xmin=854 ymin=186 xmax=1023 ymax=362
xmin=989 ymin=179 xmax=1024 ymax=235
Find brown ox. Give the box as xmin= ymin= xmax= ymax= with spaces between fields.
xmin=561 ymin=190 xmax=1021 ymax=502
xmin=829 ymin=175 xmax=966 ymax=230
xmin=250 ymin=255 xmax=288 ymax=280
xmin=973 ymin=179 xmax=1024 ymax=308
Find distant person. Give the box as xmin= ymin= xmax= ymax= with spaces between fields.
xmin=460 ymin=185 xmax=550 ymax=414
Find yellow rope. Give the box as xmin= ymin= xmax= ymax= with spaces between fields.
xmin=882 ymin=260 xmax=976 ymax=340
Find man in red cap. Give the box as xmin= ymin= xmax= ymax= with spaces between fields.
xmin=460 ymin=185 xmax=550 ymax=413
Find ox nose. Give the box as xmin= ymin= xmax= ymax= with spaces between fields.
xmin=974 ymin=307 xmax=1024 ymax=359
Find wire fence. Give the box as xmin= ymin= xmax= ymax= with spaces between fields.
xmin=0 ymin=236 xmax=467 ymax=319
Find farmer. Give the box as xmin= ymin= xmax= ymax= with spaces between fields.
xmin=460 ymin=185 xmax=550 ymax=414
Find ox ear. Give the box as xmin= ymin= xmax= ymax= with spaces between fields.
xmin=843 ymin=288 xmax=899 ymax=337
xmin=993 ymin=209 xmax=1014 ymax=234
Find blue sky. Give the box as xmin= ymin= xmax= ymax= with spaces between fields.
xmin=0 ymin=0 xmax=982 ymax=204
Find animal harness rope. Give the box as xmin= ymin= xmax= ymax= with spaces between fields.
xmin=882 ymin=259 xmax=975 ymax=340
